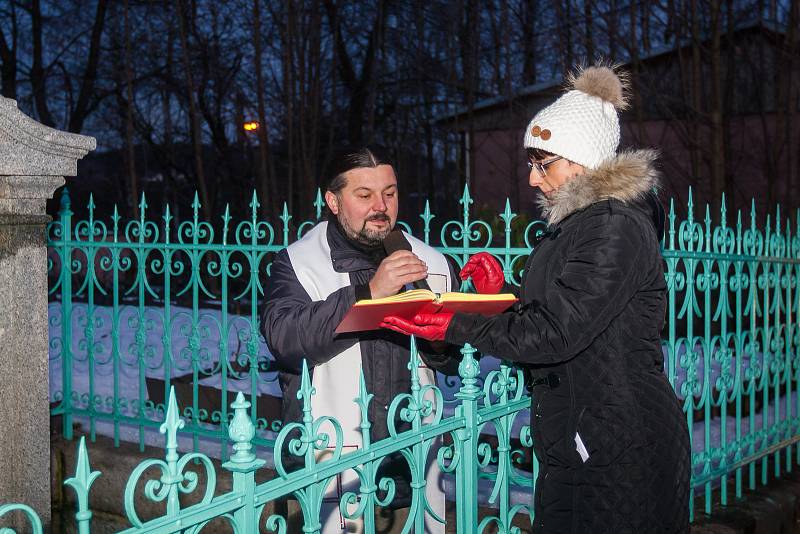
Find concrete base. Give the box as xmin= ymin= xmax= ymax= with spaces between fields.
xmin=0 ymin=218 xmax=52 ymax=530
xmin=691 ymin=470 xmax=800 ymax=534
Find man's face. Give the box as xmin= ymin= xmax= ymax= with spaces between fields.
xmin=325 ymin=164 xmax=399 ymax=246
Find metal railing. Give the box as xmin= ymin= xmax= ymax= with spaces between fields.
xmin=6 ymin=340 xmax=531 ymax=533
xmin=23 ymin=185 xmax=800 ymax=530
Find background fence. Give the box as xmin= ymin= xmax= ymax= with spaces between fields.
xmin=38 ymin=185 xmax=800 ymax=529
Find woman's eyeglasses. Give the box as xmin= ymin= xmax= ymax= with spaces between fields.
xmin=527 ymin=155 xmax=564 ymax=177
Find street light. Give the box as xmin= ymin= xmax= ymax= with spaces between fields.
xmin=243 ymin=120 xmax=259 ymax=132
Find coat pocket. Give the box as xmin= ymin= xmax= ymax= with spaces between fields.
xmin=575 ymin=407 xmax=637 ymax=468
xmin=534 ymin=403 xmax=581 ymax=469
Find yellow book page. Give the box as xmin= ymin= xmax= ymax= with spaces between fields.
xmin=355 ymin=288 xmax=435 ymax=305
xmin=437 ymin=292 xmax=517 ymax=303
xmin=356 ymin=290 xmax=517 ymax=306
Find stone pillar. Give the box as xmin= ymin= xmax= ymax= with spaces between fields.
xmin=0 ymin=96 xmax=94 ymax=527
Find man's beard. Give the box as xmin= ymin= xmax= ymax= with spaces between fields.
xmin=338 ymin=211 xmax=393 ymax=247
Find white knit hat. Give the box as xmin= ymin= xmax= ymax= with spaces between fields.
xmin=524 ymin=65 xmax=629 ymax=169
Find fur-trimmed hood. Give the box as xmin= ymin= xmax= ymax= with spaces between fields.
xmin=537 ymin=149 xmax=659 ymax=226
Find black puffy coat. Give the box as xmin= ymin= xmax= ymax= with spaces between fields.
xmin=261 ymin=216 xmax=459 ymax=508
xmin=446 ymin=150 xmax=690 ymax=533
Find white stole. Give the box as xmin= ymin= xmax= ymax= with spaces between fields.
xmin=286 ymin=221 xmax=449 ymax=533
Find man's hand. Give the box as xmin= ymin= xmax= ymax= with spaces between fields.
xmin=460 ymin=252 xmax=504 ymax=294
xmin=380 ymin=313 xmax=453 ymax=341
xmin=369 ymin=250 xmax=428 ymax=299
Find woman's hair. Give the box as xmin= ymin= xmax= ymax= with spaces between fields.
xmin=325 ymin=145 xmax=393 ymax=194
xmin=527 ymin=147 xmax=556 ymax=161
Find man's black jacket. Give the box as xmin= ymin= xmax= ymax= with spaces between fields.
xmin=260 ymin=218 xmax=460 ymax=507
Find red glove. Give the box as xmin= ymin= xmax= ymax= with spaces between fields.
xmin=460 ymin=252 xmax=504 ymax=294
xmin=380 ymin=313 xmax=454 ymax=341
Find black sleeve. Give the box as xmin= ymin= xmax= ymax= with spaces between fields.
xmin=445 ymin=211 xmax=645 ymax=365
xmin=503 ymin=281 xmax=521 ymax=299
xmin=416 ymin=254 xmax=466 ymax=376
xmin=260 ymin=249 xmax=360 ymax=373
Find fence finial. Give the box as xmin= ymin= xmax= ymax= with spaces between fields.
xmin=457 ymin=343 xmax=481 ymax=397
xmin=59 ymin=187 xmax=72 ymax=213
xmin=87 ymin=193 xmax=95 ymax=221
xmin=298 ymin=359 xmax=315 ymax=421
xmin=138 ymin=192 xmax=148 ymax=222
xmin=314 ymin=189 xmax=324 ymax=219
xmin=222 ymin=204 xmax=231 ymax=245
xmin=64 ymin=436 xmax=99 ymax=534
xmin=228 ymin=392 xmax=256 ymax=463
xmin=421 ymin=200 xmax=434 ymax=244
xmin=161 ymin=386 xmax=185 ymax=455
xmin=460 ymin=183 xmax=472 ymax=205
xmin=250 ymin=189 xmax=260 ymax=215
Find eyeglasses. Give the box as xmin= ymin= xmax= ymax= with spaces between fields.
xmin=527 ymin=155 xmax=563 ymax=176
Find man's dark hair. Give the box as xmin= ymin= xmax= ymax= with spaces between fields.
xmin=325 ymin=145 xmax=393 ymax=194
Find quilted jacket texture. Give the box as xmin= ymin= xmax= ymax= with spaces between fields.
xmin=446 ymin=150 xmax=691 ymax=533
xmin=260 ymin=216 xmax=460 ymax=508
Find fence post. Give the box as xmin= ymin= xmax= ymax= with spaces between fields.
xmin=59 ymin=188 xmax=74 ymax=439
xmin=223 ymin=392 xmax=266 ymax=533
xmin=454 ymin=343 xmax=482 ymax=533
xmin=0 ymin=95 xmax=94 ymax=528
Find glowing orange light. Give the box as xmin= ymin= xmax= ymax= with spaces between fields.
xmin=243 ymin=121 xmax=259 ymax=131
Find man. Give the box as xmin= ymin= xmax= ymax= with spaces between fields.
xmin=261 ymin=146 xmax=458 ymax=533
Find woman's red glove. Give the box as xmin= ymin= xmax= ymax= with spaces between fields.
xmin=460 ymin=252 xmax=504 ymax=294
xmin=380 ymin=313 xmax=454 ymax=341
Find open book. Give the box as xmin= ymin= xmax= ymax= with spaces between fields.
xmin=335 ymin=289 xmax=517 ymax=334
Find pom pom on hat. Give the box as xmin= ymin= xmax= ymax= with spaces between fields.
xmin=567 ymin=65 xmax=630 ymax=111
xmin=524 ymin=63 xmax=629 ymax=169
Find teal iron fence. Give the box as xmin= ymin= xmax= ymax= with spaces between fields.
xmin=45 ymin=186 xmax=537 ymax=456
xmin=663 ymin=195 xmax=800 ymax=516
xmin=8 ymin=342 xmax=531 ymax=533
xmin=13 ymin=185 xmax=797 ymax=531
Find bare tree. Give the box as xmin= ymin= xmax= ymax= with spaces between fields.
xmin=122 ymin=0 xmax=139 ymax=218
xmin=253 ymin=0 xmax=278 ymax=215
xmin=68 ymin=0 xmax=109 ymax=133
xmin=3 ymin=0 xmax=793 ymax=223
xmin=708 ymin=0 xmax=726 ymax=205
xmin=323 ymin=0 xmax=386 ymax=145
xmin=175 ymin=0 xmax=212 ymax=221
xmin=28 ymin=0 xmax=109 ymax=132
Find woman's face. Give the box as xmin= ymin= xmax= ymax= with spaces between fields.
xmin=528 ymin=151 xmax=585 ymax=198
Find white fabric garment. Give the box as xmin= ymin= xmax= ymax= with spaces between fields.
xmin=286 ymin=221 xmax=450 ymax=533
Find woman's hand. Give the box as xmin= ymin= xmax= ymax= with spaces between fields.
xmin=460 ymin=252 xmax=504 ymax=294
xmin=380 ymin=313 xmax=454 ymax=341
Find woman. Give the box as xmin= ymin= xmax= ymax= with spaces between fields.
xmin=381 ymin=65 xmax=690 ymax=533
